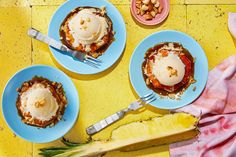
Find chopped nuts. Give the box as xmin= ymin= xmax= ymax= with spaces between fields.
xmin=141 ymin=5 xmax=149 ymax=11
xmin=135 ymin=0 xmax=162 ymax=21
xmin=153 ymin=7 xmax=158 ymax=13
xmin=23 ymin=82 xmax=29 ymax=87
xmin=137 ymin=9 xmax=141 ymax=15
xmin=150 ymin=10 xmax=156 ymax=17
xmin=140 ymin=10 xmax=145 ymax=16
xmin=80 ymin=19 xmax=84 ymax=25
xmin=34 ymin=99 xmax=46 ymax=108
xmin=100 ymin=6 xmax=106 ymax=15
xmin=142 ymin=0 xmax=150 ymax=4
xmin=82 ymin=26 xmax=87 ymax=30
xmin=136 ymin=3 xmax=141 ymax=9
xmin=86 ymin=18 xmax=91 ymax=22
xmin=167 ymin=66 xmax=178 ymax=77
xmin=151 ymin=0 xmax=157 ymax=4
xmin=158 ymin=5 xmax=163 ymax=13
xmin=189 ymin=77 xmax=196 ymax=84
xmin=144 ymin=12 xmax=153 ymax=20
xmin=146 ymin=78 xmax=150 ymax=85
xmin=154 ymin=1 xmax=160 ymax=7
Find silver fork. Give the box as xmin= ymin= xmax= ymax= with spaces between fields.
xmin=86 ymin=93 xmax=157 ymax=135
xmin=27 ymin=28 xmax=102 ymax=68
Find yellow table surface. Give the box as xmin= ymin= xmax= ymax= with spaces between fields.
xmin=0 ymin=0 xmax=235 ymax=156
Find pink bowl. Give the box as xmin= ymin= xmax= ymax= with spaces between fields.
xmin=130 ymin=0 xmax=170 ymax=26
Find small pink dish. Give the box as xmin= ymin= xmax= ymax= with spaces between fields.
xmin=130 ymin=0 xmax=170 ymax=26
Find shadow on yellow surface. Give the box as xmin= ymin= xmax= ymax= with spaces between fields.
xmin=48 ymin=46 xmax=126 ymax=80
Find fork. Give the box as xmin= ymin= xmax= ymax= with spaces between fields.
xmin=27 ymin=28 xmax=102 ymax=68
xmin=86 ymin=93 xmax=157 ymax=135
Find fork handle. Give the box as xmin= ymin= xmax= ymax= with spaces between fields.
xmin=86 ymin=110 xmax=126 ymax=135
xmin=28 ymin=28 xmax=68 ymax=52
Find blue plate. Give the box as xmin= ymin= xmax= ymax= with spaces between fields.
xmin=48 ymin=0 xmax=126 ymax=74
xmin=2 ymin=65 xmax=79 ymax=143
xmin=129 ymin=30 xmax=208 ymax=109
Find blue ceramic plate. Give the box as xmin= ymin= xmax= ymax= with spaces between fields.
xmin=2 ymin=65 xmax=79 ymax=143
xmin=48 ymin=0 xmax=126 ymax=74
xmin=129 ymin=30 xmax=208 ymax=109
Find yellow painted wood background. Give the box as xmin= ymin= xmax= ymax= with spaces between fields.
xmin=0 ymin=0 xmax=235 ymax=156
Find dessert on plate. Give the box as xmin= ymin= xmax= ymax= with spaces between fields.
xmin=16 ymin=76 xmax=67 ymax=128
xmin=60 ymin=6 xmax=114 ymax=58
xmin=142 ymin=42 xmax=195 ymax=98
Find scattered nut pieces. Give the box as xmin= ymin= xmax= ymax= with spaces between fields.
xmin=86 ymin=18 xmax=91 ymax=22
xmin=80 ymin=19 xmax=85 ymax=25
xmin=141 ymin=5 xmax=149 ymax=11
xmin=142 ymin=0 xmax=150 ymax=4
xmin=35 ymin=99 xmax=46 ymax=108
xmin=167 ymin=66 xmax=178 ymax=77
xmin=146 ymin=78 xmax=150 ymax=85
xmin=140 ymin=10 xmax=145 ymax=16
xmin=154 ymin=1 xmax=160 ymax=8
xmin=135 ymin=0 xmax=162 ymax=21
xmin=136 ymin=3 xmax=141 ymax=9
xmin=158 ymin=5 xmax=163 ymax=13
xmin=150 ymin=10 xmax=156 ymax=17
xmin=151 ymin=0 xmax=157 ymax=4
xmin=144 ymin=12 xmax=153 ymax=20
xmin=100 ymin=6 xmax=106 ymax=16
xmin=153 ymin=7 xmax=158 ymax=14
xmin=82 ymin=26 xmax=88 ymax=30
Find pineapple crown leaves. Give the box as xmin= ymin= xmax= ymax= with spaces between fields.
xmin=39 ymin=147 xmax=71 ymax=157
xmin=61 ymin=137 xmax=85 ymax=147
xmin=39 ymin=138 xmax=86 ymax=157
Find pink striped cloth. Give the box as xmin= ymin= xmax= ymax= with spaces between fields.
xmin=169 ymin=55 xmax=236 ymax=157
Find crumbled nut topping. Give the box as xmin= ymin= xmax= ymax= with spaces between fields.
xmin=80 ymin=19 xmax=85 ymax=25
xmin=167 ymin=66 xmax=178 ymax=77
xmin=34 ymin=98 xmax=46 ymax=108
xmin=86 ymin=18 xmax=91 ymax=22
xmin=100 ymin=6 xmax=106 ymax=15
xmin=82 ymin=25 xmax=87 ymax=30
xmin=189 ymin=76 xmax=196 ymax=84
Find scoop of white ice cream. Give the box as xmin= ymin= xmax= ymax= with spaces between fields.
xmin=20 ymin=83 xmax=59 ymax=121
xmin=68 ymin=8 xmax=108 ymax=46
xmin=152 ymin=52 xmax=185 ymax=86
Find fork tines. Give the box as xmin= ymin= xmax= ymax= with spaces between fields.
xmin=140 ymin=92 xmax=157 ymax=104
xmin=84 ymin=55 xmax=102 ymax=68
